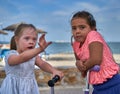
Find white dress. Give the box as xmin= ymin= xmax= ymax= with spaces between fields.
xmin=0 ymin=50 xmax=40 ymax=94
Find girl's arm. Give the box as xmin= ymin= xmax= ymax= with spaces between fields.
xmin=8 ymin=47 xmax=43 ymax=65
xmin=74 ymin=52 xmax=87 ymax=77
xmin=35 ymin=56 xmax=64 ymax=79
xmin=74 ymin=52 xmax=86 ymax=70
xmin=84 ymin=41 xmax=103 ymax=71
xmin=74 ymin=42 xmax=102 ymax=77
xmin=8 ymin=34 xmax=52 ymax=66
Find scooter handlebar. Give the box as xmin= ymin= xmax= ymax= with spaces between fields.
xmin=90 ymin=65 xmax=100 ymax=72
xmin=48 ymin=75 xmax=60 ymax=87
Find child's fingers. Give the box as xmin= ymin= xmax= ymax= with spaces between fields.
xmin=47 ymin=41 xmax=52 ymax=46
xmin=39 ymin=34 xmax=45 ymax=41
xmin=41 ymin=33 xmax=45 ymax=38
xmin=76 ymin=61 xmax=86 ymax=71
xmin=53 ymin=71 xmax=64 ymax=80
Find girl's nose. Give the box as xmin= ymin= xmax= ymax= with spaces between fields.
xmin=76 ymin=28 xmax=81 ymax=33
xmin=29 ymin=40 xmax=34 ymax=44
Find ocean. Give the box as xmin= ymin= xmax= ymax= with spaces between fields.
xmin=0 ymin=42 xmax=120 ymax=55
xmin=44 ymin=42 xmax=120 ymax=54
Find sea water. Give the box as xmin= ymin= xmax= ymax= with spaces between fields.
xmin=44 ymin=42 xmax=120 ymax=54
xmin=0 ymin=42 xmax=120 ymax=55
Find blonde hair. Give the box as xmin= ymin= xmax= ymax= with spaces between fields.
xmin=10 ymin=23 xmax=37 ymax=50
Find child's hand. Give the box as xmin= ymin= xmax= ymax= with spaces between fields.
xmin=38 ymin=34 xmax=52 ymax=51
xmin=52 ymin=70 xmax=64 ymax=80
xmin=76 ymin=60 xmax=87 ymax=72
xmin=75 ymin=60 xmax=87 ymax=77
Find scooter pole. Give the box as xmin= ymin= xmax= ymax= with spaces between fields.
xmin=84 ymin=65 xmax=100 ymax=94
xmin=50 ymin=87 xmax=55 ymax=94
xmin=84 ymin=71 xmax=90 ymax=94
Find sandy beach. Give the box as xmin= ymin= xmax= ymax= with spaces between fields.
xmin=0 ymin=53 xmax=120 ymax=94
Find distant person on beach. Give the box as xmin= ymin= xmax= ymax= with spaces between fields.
xmin=0 ymin=23 xmax=64 ymax=94
xmin=71 ymin=11 xmax=120 ymax=94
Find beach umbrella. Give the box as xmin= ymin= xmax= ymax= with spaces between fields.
xmin=2 ymin=22 xmax=47 ymax=34
xmin=0 ymin=30 xmax=8 ymax=35
xmin=36 ymin=28 xmax=47 ymax=34
xmin=2 ymin=22 xmax=24 ymax=31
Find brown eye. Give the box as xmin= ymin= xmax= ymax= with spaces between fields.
xmin=24 ymin=37 xmax=29 ymax=40
xmin=79 ymin=25 xmax=85 ymax=30
xmin=72 ymin=26 xmax=76 ymax=32
xmin=33 ymin=38 xmax=37 ymax=42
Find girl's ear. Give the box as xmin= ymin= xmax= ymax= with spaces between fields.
xmin=14 ymin=36 xmax=19 ymax=45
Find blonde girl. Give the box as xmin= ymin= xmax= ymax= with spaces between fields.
xmin=0 ymin=23 xmax=63 ymax=94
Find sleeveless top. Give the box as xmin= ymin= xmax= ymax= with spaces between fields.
xmin=72 ymin=31 xmax=119 ymax=84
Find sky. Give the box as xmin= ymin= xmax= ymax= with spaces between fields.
xmin=0 ymin=0 xmax=120 ymax=43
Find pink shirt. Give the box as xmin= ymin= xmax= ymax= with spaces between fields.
xmin=73 ymin=31 xmax=119 ymax=84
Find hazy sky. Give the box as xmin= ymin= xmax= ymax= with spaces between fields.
xmin=0 ymin=0 xmax=120 ymax=42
